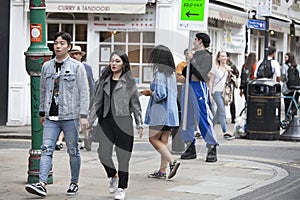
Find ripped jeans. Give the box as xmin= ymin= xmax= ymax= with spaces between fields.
xmin=39 ymin=118 xmax=80 ymax=184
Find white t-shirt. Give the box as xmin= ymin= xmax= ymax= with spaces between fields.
xmin=210 ymin=65 xmax=228 ymax=93
xmin=254 ymin=57 xmax=281 ymax=82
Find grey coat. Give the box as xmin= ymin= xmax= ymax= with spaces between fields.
xmin=94 ymin=73 xmax=143 ymax=129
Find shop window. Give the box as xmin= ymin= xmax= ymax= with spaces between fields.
xmin=131 ymin=65 xmax=139 ymax=82
xmin=114 ymin=45 xmax=126 ymax=52
xmin=76 ymin=24 xmax=87 ymax=41
xmin=100 ymin=32 xmax=112 ymax=42
xmin=61 ymin=24 xmax=73 ymax=36
xmin=114 ymin=32 xmax=126 ymax=43
xmin=48 ymin=24 xmax=59 ymax=41
xmin=129 ymin=32 xmax=140 ymax=43
xmin=142 ymin=45 xmax=154 ymax=63
xmin=98 ymin=31 xmax=155 ymax=84
xmin=128 ymin=45 xmax=140 ymax=63
xmin=46 ymin=22 xmax=88 ymax=59
xmin=143 ymin=32 xmax=155 ymax=43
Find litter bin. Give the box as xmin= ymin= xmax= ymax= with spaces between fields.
xmin=246 ymin=79 xmax=281 ymax=140
xmin=171 ymin=84 xmax=185 ymax=154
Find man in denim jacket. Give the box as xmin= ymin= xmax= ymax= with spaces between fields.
xmin=25 ymin=31 xmax=89 ymax=197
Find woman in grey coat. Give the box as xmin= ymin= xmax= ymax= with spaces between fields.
xmin=94 ymin=50 xmax=143 ymax=200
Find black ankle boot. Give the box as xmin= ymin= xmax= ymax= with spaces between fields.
xmin=181 ymin=143 xmax=197 ymax=159
xmin=206 ymin=145 xmax=217 ymax=162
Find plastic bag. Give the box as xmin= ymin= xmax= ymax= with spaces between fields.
xmin=234 ymin=112 xmax=247 ymax=138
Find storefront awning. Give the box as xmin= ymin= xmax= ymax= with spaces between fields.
xmin=25 ymin=0 xmax=148 ymax=14
xmin=208 ymin=3 xmax=247 ymax=24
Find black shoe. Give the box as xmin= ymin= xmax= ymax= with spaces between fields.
xmin=55 ymin=143 xmax=63 ymax=151
xmin=168 ymin=160 xmax=180 ymax=179
xmin=180 ymin=143 xmax=197 ymax=159
xmin=66 ymin=182 xmax=78 ymax=196
xmin=206 ymin=145 xmax=217 ymax=162
xmin=25 ymin=182 xmax=47 ymax=197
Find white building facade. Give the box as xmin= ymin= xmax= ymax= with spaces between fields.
xmin=8 ymin=0 xmax=300 ymax=125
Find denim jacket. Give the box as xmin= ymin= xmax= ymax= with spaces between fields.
xmin=144 ymin=71 xmax=179 ymax=127
xmin=39 ymin=57 xmax=89 ymax=120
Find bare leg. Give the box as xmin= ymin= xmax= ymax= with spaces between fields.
xmin=149 ymin=129 xmax=174 ymax=173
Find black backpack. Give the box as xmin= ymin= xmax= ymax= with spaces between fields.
xmin=240 ymin=67 xmax=250 ymax=87
xmin=287 ymin=66 xmax=300 ymax=90
xmin=256 ymin=60 xmax=273 ymax=79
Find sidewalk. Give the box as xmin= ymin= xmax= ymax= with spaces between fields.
xmin=0 ymin=124 xmax=288 ymax=199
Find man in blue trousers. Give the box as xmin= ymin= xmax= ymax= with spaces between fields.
xmin=181 ymin=33 xmax=218 ymax=162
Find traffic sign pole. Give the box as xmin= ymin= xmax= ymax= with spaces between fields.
xmin=182 ymin=31 xmax=194 ymax=131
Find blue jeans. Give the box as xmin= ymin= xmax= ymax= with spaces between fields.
xmin=212 ymin=92 xmax=227 ymax=133
xmin=39 ymin=119 xmax=81 ymax=184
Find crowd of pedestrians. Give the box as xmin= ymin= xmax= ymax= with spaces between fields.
xmin=24 ymin=30 xmax=300 ymax=200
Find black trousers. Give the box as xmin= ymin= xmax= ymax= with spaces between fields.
xmin=230 ymin=86 xmax=236 ymax=122
xmin=98 ymin=113 xmax=133 ymax=189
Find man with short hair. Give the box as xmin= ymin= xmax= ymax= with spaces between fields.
xmin=183 ymin=33 xmax=219 ymax=162
xmin=25 ymin=31 xmax=89 ymax=197
xmin=254 ymin=46 xmax=281 ymax=82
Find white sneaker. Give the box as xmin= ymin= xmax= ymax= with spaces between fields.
xmin=114 ymin=188 xmax=125 ymax=200
xmin=109 ymin=177 xmax=118 ymax=194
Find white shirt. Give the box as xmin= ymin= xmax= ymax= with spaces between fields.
xmin=210 ymin=65 xmax=228 ymax=93
xmin=254 ymin=56 xmax=281 ymax=82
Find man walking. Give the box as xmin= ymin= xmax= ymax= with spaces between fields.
xmin=25 ymin=31 xmax=89 ymax=197
xmin=183 ymin=33 xmax=219 ymax=162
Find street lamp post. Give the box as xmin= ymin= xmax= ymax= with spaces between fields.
xmin=263 ymin=16 xmax=269 ymax=65
xmin=24 ymin=0 xmax=53 ymax=184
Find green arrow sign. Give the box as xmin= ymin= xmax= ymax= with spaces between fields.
xmin=181 ymin=0 xmax=206 ymax=21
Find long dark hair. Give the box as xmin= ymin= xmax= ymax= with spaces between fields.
xmin=243 ymin=52 xmax=256 ymax=75
xmin=285 ymin=52 xmax=297 ymax=68
xmin=100 ymin=50 xmax=134 ymax=86
xmin=149 ymin=45 xmax=175 ymax=76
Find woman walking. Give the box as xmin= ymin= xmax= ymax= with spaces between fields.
xmin=94 ymin=50 xmax=143 ymax=200
xmin=141 ymin=45 xmax=180 ymax=179
xmin=208 ymin=51 xmax=234 ymax=139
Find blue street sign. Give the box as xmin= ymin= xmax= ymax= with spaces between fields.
xmin=247 ymin=19 xmax=266 ymax=30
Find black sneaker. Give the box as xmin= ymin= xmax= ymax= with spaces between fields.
xmin=25 ymin=182 xmax=47 ymax=197
xmin=168 ymin=160 xmax=180 ymax=179
xmin=147 ymin=170 xmax=166 ymax=179
xmin=66 ymin=182 xmax=78 ymax=196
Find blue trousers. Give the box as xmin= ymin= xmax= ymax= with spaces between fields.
xmin=181 ymin=81 xmax=218 ymax=147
